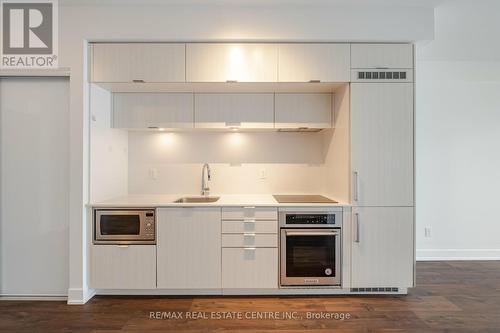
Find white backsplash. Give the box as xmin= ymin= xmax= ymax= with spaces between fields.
xmin=128 ymin=131 xmax=330 ymax=195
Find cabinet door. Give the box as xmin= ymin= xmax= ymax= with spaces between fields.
xmin=92 ymin=43 xmax=185 ymax=82
xmin=278 ymin=44 xmax=350 ymax=82
xmin=351 ymin=207 xmax=414 ymax=288
xmin=186 ymin=44 xmax=278 ymax=82
xmin=90 ymin=245 xmax=156 ymax=289
xmin=195 ymin=93 xmax=274 ymax=129
xmin=351 ymin=44 xmax=413 ymax=69
xmin=113 ymin=93 xmax=194 ymax=129
xmin=275 ymin=93 xmax=333 ymax=129
xmin=157 ymin=208 xmax=221 ymax=289
xmin=351 ymin=83 xmax=413 ymax=206
xmin=222 ymin=248 xmax=278 ymax=289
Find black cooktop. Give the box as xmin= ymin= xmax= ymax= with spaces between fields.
xmin=273 ymin=195 xmax=338 ymax=204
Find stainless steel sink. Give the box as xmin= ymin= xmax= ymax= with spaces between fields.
xmin=173 ymin=196 xmax=220 ymax=203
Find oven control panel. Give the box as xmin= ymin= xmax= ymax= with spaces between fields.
xmin=279 ymin=209 xmax=343 ymax=228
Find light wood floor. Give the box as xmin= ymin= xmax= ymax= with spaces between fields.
xmin=1 ymin=261 xmax=500 ymax=332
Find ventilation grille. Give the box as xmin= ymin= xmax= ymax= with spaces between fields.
xmin=358 ymin=71 xmax=407 ymax=80
xmin=351 ymin=287 xmax=399 ymax=293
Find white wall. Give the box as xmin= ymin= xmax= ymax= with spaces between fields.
xmin=415 ymin=0 xmax=500 ymax=260
xmin=128 ymin=131 xmax=330 ymax=195
xmin=90 ymin=84 xmax=128 ymax=202
xmin=0 ymin=77 xmax=70 ymax=297
xmin=54 ymin=1 xmax=434 ymax=303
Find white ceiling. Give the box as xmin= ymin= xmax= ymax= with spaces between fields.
xmin=60 ymin=0 xmax=444 ymax=7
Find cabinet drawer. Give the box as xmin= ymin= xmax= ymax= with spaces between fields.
xmin=222 ymin=248 xmax=278 ymax=289
xmin=222 ymin=207 xmax=277 ymax=220
xmin=222 ymin=234 xmax=278 ymax=248
xmin=90 ymin=245 xmax=156 ymax=289
xmin=222 ymin=221 xmax=277 ymax=234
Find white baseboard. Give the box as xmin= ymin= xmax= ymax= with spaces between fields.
xmin=0 ymin=295 xmax=67 ymax=301
xmin=417 ymin=249 xmax=500 ymax=261
xmin=67 ymin=288 xmax=96 ymax=305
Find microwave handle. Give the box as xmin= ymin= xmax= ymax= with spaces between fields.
xmin=285 ymin=230 xmax=338 ymax=236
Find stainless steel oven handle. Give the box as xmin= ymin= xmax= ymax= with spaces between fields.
xmin=285 ymin=230 xmax=338 ymax=236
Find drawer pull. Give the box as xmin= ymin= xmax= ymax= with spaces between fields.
xmin=243 ymin=233 xmax=256 ymax=236
xmin=243 ymin=206 xmax=256 ymax=209
xmin=243 ymin=219 xmax=256 ymax=223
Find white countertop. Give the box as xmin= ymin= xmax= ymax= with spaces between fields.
xmin=90 ymin=194 xmax=349 ymax=208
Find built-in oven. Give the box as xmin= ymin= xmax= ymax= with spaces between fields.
xmin=279 ymin=208 xmax=342 ymax=287
xmin=93 ymin=209 xmax=156 ymax=245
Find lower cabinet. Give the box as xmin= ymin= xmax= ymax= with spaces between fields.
xmin=90 ymin=245 xmax=156 ymax=289
xmin=156 ymin=207 xmax=222 ymax=289
xmin=351 ymin=207 xmax=414 ymax=288
xmin=222 ymin=248 xmax=278 ymax=289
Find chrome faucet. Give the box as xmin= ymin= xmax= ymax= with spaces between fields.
xmin=201 ymin=163 xmax=211 ymax=196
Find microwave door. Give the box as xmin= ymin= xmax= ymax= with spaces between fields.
xmin=96 ymin=211 xmax=144 ymax=241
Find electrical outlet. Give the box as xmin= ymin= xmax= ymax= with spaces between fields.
xmin=424 ymin=227 xmax=432 ymax=238
xmin=148 ymin=168 xmax=158 ymax=180
xmin=259 ymin=168 xmax=267 ymax=179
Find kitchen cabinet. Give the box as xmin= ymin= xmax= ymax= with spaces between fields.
xmin=351 ymin=44 xmax=413 ymax=69
xmin=351 ymin=83 xmax=413 ymax=206
xmin=112 ymin=93 xmax=194 ymax=129
xmin=156 ymin=208 xmax=221 ymax=289
xmin=275 ymin=93 xmax=333 ymax=129
xmin=278 ymin=44 xmax=350 ymax=82
xmin=222 ymin=248 xmax=278 ymax=289
xmin=186 ymin=43 xmax=278 ymax=82
xmin=90 ymin=245 xmax=156 ymax=289
xmin=222 ymin=234 xmax=278 ymax=247
xmin=91 ymin=43 xmax=186 ymax=83
xmin=222 ymin=207 xmax=278 ymax=220
xmin=222 ymin=220 xmax=278 ymax=234
xmin=194 ymin=93 xmax=274 ymax=129
xmin=351 ymin=207 xmax=414 ymax=288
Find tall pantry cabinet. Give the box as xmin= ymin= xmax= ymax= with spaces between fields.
xmin=350 ymin=44 xmax=415 ymax=289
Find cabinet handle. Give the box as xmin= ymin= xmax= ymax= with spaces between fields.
xmin=243 ymin=233 xmax=256 ymax=236
xmin=354 ymin=213 xmax=360 ymax=243
xmin=244 ymin=247 xmax=256 ymax=250
xmin=309 ymin=79 xmax=321 ymax=83
xmin=243 ymin=206 xmax=256 ymax=209
xmin=132 ymin=79 xmax=145 ymax=83
xmin=353 ymin=171 xmax=359 ymax=202
xmin=117 ymin=245 xmax=129 ymax=248
xmin=243 ymin=219 xmax=256 ymax=223
xmin=226 ymin=80 xmax=238 ymax=83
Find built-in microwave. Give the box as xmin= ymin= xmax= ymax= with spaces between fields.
xmin=93 ymin=209 xmax=156 ymax=245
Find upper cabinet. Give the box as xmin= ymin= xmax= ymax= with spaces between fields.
xmin=278 ymin=44 xmax=350 ymax=82
xmin=91 ymin=43 xmax=186 ymax=83
xmin=275 ymin=93 xmax=333 ymax=129
xmin=113 ymin=93 xmax=194 ymax=129
xmin=186 ymin=44 xmax=278 ymax=82
xmin=351 ymin=44 xmax=413 ymax=69
xmin=195 ymin=93 xmax=274 ymax=129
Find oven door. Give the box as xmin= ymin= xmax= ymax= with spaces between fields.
xmin=94 ymin=210 xmax=155 ymax=244
xmin=280 ymin=228 xmax=341 ymax=286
